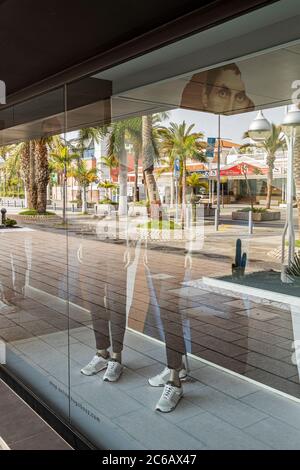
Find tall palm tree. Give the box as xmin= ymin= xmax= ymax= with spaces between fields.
xmin=157 ymin=122 xmax=206 ymax=210
xmin=156 ymin=129 xmax=177 ymax=206
xmin=132 ymin=141 xmax=140 ymax=203
xmin=69 ymin=161 xmax=98 ymax=214
xmin=19 ymin=141 xmax=37 ymax=209
xmin=0 ymin=145 xmax=24 ymax=197
xmin=18 ymin=136 xmax=61 ymax=213
xmin=142 ymin=115 xmax=161 ymax=206
xmin=101 ymin=154 xmax=119 ymax=172
xmin=186 ymin=173 xmax=208 ymax=197
xmin=50 ymin=145 xmax=79 ymax=222
xmin=98 ymin=180 xmax=117 ymax=201
xmin=68 ymin=127 xmax=101 ymax=201
xmin=101 ymin=118 xmax=142 ymax=216
xmin=101 ymin=113 xmax=167 ymax=213
xmin=34 ymin=138 xmax=50 ymax=213
xmin=242 ymin=124 xmax=286 ymax=209
xmin=33 ymin=135 xmax=63 ymax=214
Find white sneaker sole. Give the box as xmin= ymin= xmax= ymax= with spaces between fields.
xmin=155 ymin=395 xmax=183 ymax=413
xmin=103 ymin=369 xmax=123 ymax=382
xmin=148 ymin=374 xmax=188 ymax=388
xmin=80 ymin=363 xmax=108 ymax=376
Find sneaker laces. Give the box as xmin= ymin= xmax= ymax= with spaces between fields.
xmin=107 ymin=361 xmax=119 ymax=371
xmin=162 ymin=384 xmax=176 ymax=400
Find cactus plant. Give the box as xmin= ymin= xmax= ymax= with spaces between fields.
xmin=286 ymin=253 xmax=300 ymax=278
xmin=232 ymin=238 xmax=247 ymax=277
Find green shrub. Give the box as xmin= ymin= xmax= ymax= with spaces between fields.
xmin=137 ymin=220 xmax=181 ymax=230
xmin=5 ymin=218 xmax=17 ymax=227
xmin=98 ymin=199 xmax=118 ymax=206
xmin=286 ymin=240 xmax=300 ymax=248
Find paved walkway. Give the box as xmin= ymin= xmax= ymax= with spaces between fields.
xmin=0 ymin=379 xmax=71 ymax=450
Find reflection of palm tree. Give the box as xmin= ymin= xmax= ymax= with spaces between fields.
xmin=34 ymin=138 xmax=50 ymax=213
xmin=1 ymin=145 xmax=23 ymax=198
xmin=142 ymin=115 xmax=161 ymax=205
xmin=101 ymin=154 xmax=119 ymax=172
xmin=157 ymin=122 xmax=206 ymax=210
xmin=243 ymin=124 xmax=286 ymax=209
xmin=101 ymin=118 xmax=141 ymax=215
xmin=186 ymin=173 xmax=208 ymax=198
xmin=69 ymin=162 xmax=98 ymax=214
xmin=50 ymin=145 xmax=79 ymax=221
xmin=142 ymin=113 xmax=169 ymax=206
xmin=68 ymin=127 xmax=101 ymax=202
xmin=98 ymin=180 xmax=117 ymax=201
xmin=18 ymin=136 xmax=60 ymax=213
xmin=102 ymin=114 xmax=167 ymax=213
xmin=19 ymin=142 xmax=33 ymax=208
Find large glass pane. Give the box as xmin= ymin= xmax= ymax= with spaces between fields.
xmin=0 ymin=87 xmax=71 ymax=419
xmin=65 ymin=41 xmax=300 ymax=449
xmin=1 ymin=35 xmax=300 ymax=450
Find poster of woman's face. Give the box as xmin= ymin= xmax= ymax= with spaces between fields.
xmin=181 ymin=64 xmax=255 ymax=115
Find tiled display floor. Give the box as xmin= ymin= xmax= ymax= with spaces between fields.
xmin=0 ymin=227 xmax=299 ymax=449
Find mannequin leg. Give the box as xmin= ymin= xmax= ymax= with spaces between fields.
xmin=169 ymin=369 xmax=181 ymax=388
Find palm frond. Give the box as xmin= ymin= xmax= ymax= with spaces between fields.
xmin=286 ymin=253 xmax=300 ymax=278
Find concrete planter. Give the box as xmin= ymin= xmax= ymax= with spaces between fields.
xmin=95 ymin=204 xmax=118 ymax=215
xmin=14 ymin=214 xmax=62 ymax=225
xmin=232 ymin=210 xmax=281 ymax=222
xmin=128 ymin=205 xmax=148 ymax=217
xmin=202 ymin=205 xmax=215 ymax=217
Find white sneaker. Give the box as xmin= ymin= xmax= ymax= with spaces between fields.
xmin=103 ymin=360 xmax=123 ymax=382
xmin=148 ymin=367 xmax=187 ymax=387
xmin=81 ymin=354 xmax=108 ymax=376
xmin=155 ymin=382 xmax=183 ymax=413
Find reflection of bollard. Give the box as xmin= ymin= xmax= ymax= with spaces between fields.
xmin=7 ymin=200 xmax=9 ymax=207
xmin=1 ymin=208 xmax=7 ymax=226
xmin=14 ymin=200 xmax=16 ymax=207
xmin=72 ymin=204 xmax=74 ymax=213
xmin=248 ymin=210 xmax=253 ymax=235
xmin=54 ymin=202 xmax=56 ymax=211
xmin=21 ymin=200 xmax=24 ymax=208
xmin=214 ymin=208 xmax=219 ymax=231
xmin=95 ymin=205 xmax=98 ymax=215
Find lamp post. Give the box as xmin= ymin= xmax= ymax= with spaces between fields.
xmin=247 ymin=111 xmax=272 ymax=237
xmin=215 ymin=115 xmax=221 ymax=231
xmin=248 ymin=107 xmax=300 ymax=281
xmin=280 ymin=105 xmax=300 ymax=278
xmin=174 ymin=158 xmax=180 ymax=223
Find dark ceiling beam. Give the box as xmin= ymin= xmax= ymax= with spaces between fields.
xmin=4 ymin=0 xmax=278 ymax=107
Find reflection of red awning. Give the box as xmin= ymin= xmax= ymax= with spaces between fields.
xmin=220 ymin=162 xmax=268 ymax=177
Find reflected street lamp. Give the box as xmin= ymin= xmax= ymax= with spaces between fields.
xmin=281 ymin=105 xmax=300 ymax=278
xmin=248 ymin=107 xmax=300 ymax=282
xmin=248 ymin=110 xmax=272 ymax=141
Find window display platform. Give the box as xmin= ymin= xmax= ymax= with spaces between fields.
xmin=5 ymin=327 xmax=300 ymax=450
